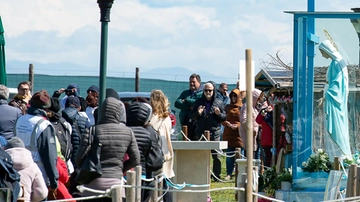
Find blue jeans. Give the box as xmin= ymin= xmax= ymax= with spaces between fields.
xmin=226 ymin=147 xmax=236 ymax=176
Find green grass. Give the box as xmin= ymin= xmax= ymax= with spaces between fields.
xmin=210 ymin=156 xmax=238 ymax=202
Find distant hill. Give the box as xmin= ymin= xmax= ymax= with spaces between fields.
xmin=6 ymin=60 xmax=237 ymax=84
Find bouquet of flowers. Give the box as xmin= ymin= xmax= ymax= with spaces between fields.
xmin=301 ymin=149 xmax=332 ymax=172
xmin=342 ymin=151 xmax=360 ymax=168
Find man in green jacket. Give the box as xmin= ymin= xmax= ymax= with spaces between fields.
xmin=174 ymin=73 xmax=203 ymax=140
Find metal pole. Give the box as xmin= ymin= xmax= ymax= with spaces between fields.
xmin=135 ymin=67 xmax=139 ymax=92
xmin=97 ymin=0 xmax=113 ymax=119
xmin=245 ymin=49 xmax=253 ymax=202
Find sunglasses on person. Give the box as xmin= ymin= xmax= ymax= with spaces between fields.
xmin=204 ymin=89 xmax=213 ymax=92
xmin=230 ymin=94 xmax=237 ymax=97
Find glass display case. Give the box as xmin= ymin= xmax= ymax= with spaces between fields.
xmin=287 ymin=11 xmax=360 ymax=190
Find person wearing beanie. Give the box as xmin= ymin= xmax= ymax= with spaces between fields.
xmin=239 ymin=88 xmax=267 ymax=160
xmin=52 ymin=84 xmax=80 ymax=110
xmin=75 ymin=97 xmax=140 ymax=199
xmin=0 ymin=85 xmax=22 ymax=140
xmin=190 ymin=82 xmax=227 ymax=182
xmin=62 ymin=95 xmax=89 ymax=196
xmin=47 ymin=97 xmax=73 ymax=164
xmin=14 ymin=90 xmax=59 ymax=195
xmin=5 ymin=137 xmax=48 ymax=201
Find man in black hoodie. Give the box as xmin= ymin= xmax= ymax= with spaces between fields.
xmin=191 ymin=81 xmax=227 ymax=181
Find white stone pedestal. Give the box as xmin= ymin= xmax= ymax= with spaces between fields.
xmin=171 ymin=141 xmax=228 ymax=202
xmin=236 ymin=159 xmax=261 ymax=202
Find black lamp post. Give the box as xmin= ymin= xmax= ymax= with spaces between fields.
xmin=351 ymin=8 xmax=360 ymax=68
xmin=97 ymin=0 xmax=114 ymax=117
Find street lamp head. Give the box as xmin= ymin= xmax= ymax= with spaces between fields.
xmin=98 ymin=0 xmax=114 ymax=22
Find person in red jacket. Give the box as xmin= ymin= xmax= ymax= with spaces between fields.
xmin=256 ymin=105 xmax=273 ymax=168
xmin=56 ymin=156 xmax=74 ymax=201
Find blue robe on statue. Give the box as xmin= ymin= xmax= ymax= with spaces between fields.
xmin=319 ymin=40 xmax=351 ymax=160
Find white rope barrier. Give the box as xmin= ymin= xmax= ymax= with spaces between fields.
xmin=48 ymin=194 xmax=110 ymax=201
xmin=321 ymin=195 xmax=360 ymax=202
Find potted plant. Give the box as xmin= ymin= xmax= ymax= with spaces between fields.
xmin=258 ymin=166 xmax=279 ymax=198
xmin=278 ymin=168 xmax=292 ymax=191
xmin=301 ymin=149 xmax=332 ymax=173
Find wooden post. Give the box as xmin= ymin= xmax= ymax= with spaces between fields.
xmin=238 ymin=173 xmax=247 ymax=202
xmin=135 ymin=166 xmax=142 ymax=202
xmin=28 ymin=64 xmax=34 ymax=92
xmin=333 ymin=156 xmax=340 ymax=171
xmin=182 ymin=125 xmax=188 ymax=141
xmin=135 ymin=67 xmax=139 ymax=92
xmin=111 ymin=185 xmax=123 ymax=202
xmin=204 ymin=130 xmax=210 ymax=141
xmin=346 ymin=164 xmax=357 ymax=197
xmin=158 ymin=177 xmax=163 ymax=200
xmin=151 ymin=176 xmax=158 ymax=202
xmin=245 ymin=49 xmax=254 ymax=202
xmin=126 ymin=171 xmax=136 ymax=202
xmin=357 ymin=166 xmax=360 ymax=196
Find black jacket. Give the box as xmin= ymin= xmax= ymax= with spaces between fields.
xmin=0 ymin=148 xmax=21 ymax=202
xmin=190 ymin=83 xmax=227 ymax=138
xmin=75 ymin=97 xmax=140 ymax=179
xmin=62 ymin=106 xmax=87 ymax=167
xmin=126 ymin=102 xmax=154 ymax=178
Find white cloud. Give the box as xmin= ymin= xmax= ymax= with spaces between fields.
xmin=1 ymin=0 xmax=360 ymax=83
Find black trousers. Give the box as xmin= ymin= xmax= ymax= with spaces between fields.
xmin=162 ymin=178 xmax=173 ymax=202
xmin=211 ymin=135 xmax=221 ymax=178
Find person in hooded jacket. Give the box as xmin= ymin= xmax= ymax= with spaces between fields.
xmin=5 ymin=137 xmax=48 ymax=202
xmin=239 ymin=88 xmax=267 ymax=159
xmin=126 ymin=101 xmax=155 ymax=202
xmin=191 ymin=81 xmax=227 ymax=181
xmin=75 ymin=97 xmax=140 ymax=202
xmin=222 ymin=88 xmax=243 ymax=180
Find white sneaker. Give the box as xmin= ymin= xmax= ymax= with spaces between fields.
xmin=225 ymin=175 xmax=231 ymax=180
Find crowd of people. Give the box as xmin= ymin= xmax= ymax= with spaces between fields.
xmin=0 ymin=73 xmax=278 ymax=201
xmin=174 ymin=73 xmax=275 ymax=181
xmin=0 ymin=82 xmax=174 ymax=202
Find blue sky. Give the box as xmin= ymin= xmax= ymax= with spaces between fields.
xmin=1 ymin=0 xmax=359 ymax=84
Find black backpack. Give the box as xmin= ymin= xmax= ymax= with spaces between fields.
xmin=0 ymin=149 xmax=20 ymax=202
xmin=146 ymin=127 xmax=164 ymax=172
xmin=52 ymin=117 xmax=73 ymax=162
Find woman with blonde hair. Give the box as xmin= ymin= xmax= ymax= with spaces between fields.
xmin=149 ymin=89 xmax=175 ymax=202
